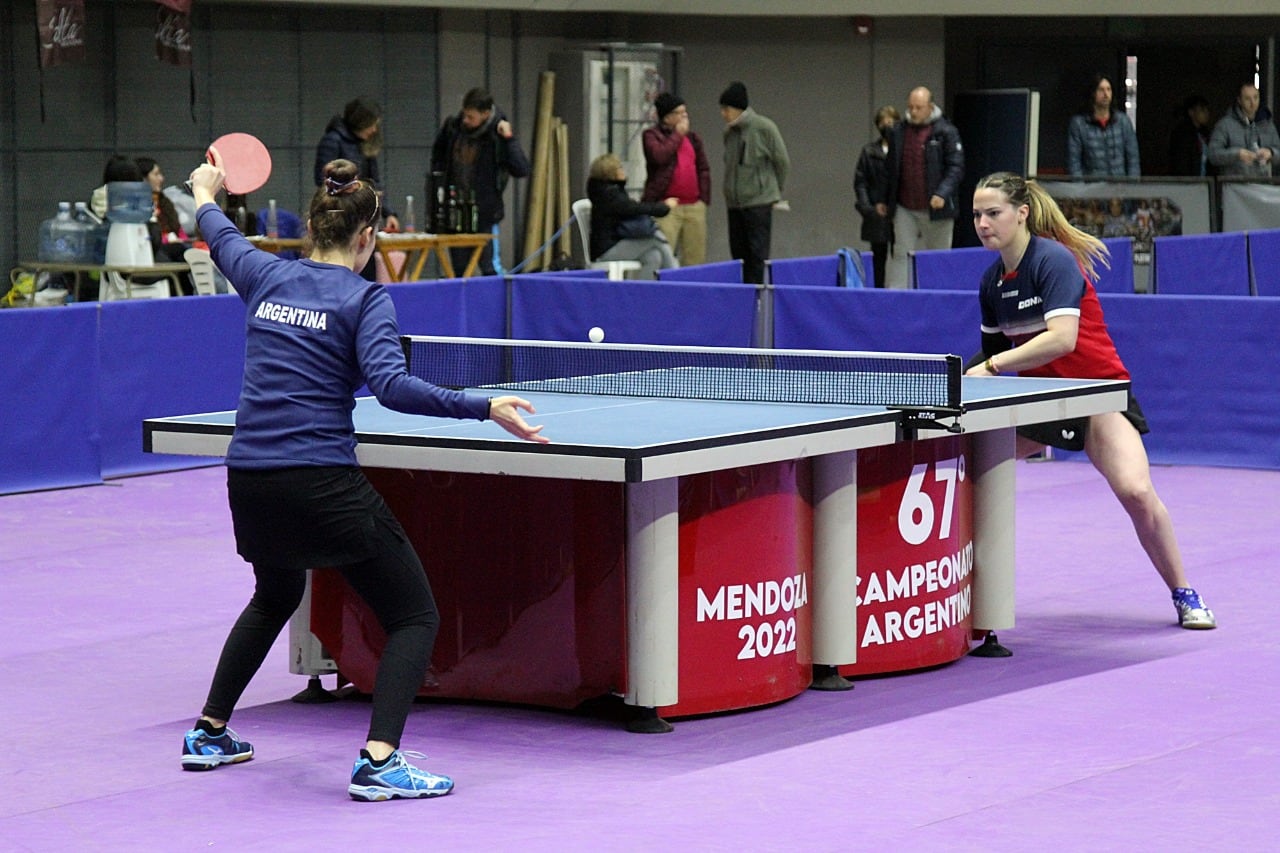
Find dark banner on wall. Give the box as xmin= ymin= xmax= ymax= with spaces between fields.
xmin=155 ymin=0 xmax=192 ymax=67
xmin=36 ymin=0 xmax=86 ymax=68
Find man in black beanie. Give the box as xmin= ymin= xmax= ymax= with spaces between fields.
xmin=719 ymin=81 xmax=789 ymax=284
xmin=642 ymin=92 xmax=712 ymax=265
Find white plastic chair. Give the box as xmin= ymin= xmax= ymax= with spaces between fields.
xmin=571 ymin=199 xmax=641 ymax=281
xmin=183 ymin=247 xmax=220 ymax=296
xmin=99 ymin=271 xmax=171 ymax=300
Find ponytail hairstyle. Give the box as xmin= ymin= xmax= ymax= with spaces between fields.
xmin=308 ymin=159 xmax=381 ymax=251
xmin=975 ymin=171 xmax=1110 ymax=281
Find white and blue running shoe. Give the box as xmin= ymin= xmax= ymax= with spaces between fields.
xmin=1173 ymin=587 xmax=1217 ymax=630
xmin=348 ymin=749 xmax=454 ymax=801
xmin=181 ymin=722 xmax=254 ymax=771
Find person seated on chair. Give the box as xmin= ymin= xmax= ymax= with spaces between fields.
xmin=90 ymin=155 xmax=142 ymax=220
xmin=586 ymin=152 xmax=678 ymax=280
xmin=87 ymin=156 xmax=149 ymax=298
xmin=136 ymin=157 xmax=196 ymax=294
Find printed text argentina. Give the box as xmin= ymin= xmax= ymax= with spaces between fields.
xmin=860 ymin=540 xmax=973 ymax=646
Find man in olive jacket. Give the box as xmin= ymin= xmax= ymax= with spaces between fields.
xmin=720 ymin=81 xmax=790 ymax=284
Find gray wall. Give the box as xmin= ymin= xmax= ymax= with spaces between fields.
xmin=2 ymin=2 xmax=441 ymax=274
xmin=5 ymin=4 xmax=1276 ymax=277
xmin=0 ymin=2 xmax=944 ymax=276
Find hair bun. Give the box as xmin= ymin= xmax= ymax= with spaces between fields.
xmin=321 ymin=158 xmax=362 ymax=195
xmin=322 ymin=158 xmax=359 ymax=184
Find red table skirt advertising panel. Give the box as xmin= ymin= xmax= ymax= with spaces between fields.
xmin=308 ymin=462 xmax=813 ymax=717
xmin=310 ymin=469 xmax=628 ymax=709
xmin=667 ymin=461 xmax=813 ymax=717
xmin=840 ymin=435 xmax=974 ymax=677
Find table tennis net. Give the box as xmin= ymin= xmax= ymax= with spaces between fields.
xmin=402 ymin=336 xmax=962 ymax=410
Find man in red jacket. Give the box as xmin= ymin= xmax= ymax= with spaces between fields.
xmin=642 ymin=93 xmax=712 ymax=266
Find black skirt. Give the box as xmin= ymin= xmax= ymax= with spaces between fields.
xmin=227 ymin=466 xmax=398 ymax=570
xmin=1016 ymin=390 xmax=1150 ymax=452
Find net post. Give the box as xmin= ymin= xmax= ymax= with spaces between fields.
xmin=945 ymin=354 xmax=963 ymax=409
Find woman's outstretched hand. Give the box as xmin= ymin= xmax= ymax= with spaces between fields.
xmin=489 ymin=396 xmax=549 ymax=443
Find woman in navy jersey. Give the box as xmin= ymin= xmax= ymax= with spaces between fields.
xmin=967 ymin=172 xmax=1215 ymax=630
xmin=180 ymin=153 xmax=548 ymax=800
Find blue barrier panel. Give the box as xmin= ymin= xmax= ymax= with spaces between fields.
xmin=99 ymin=295 xmax=246 ymax=478
xmin=768 ymin=253 xmax=875 ymax=286
xmin=0 ymin=304 xmax=103 ymax=494
xmin=510 ymin=275 xmax=757 ymax=346
xmin=769 ymin=255 xmax=838 ymax=286
xmin=1152 ymin=232 xmax=1250 ymax=295
xmin=1096 ymin=237 xmax=1136 ymax=294
xmin=1247 ymin=228 xmax=1280 ymax=296
xmin=1101 ymin=293 xmax=1280 ymax=468
xmin=912 ymin=246 xmax=995 ymax=291
xmin=657 ymin=259 xmax=743 ymax=283
xmin=388 ymin=277 xmax=506 ymax=338
xmin=772 ymin=287 xmax=978 ymax=355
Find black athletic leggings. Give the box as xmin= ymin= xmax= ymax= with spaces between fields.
xmin=203 ymin=467 xmax=439 ymax=747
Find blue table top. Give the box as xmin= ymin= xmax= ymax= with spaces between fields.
xmin=144 ymin=374 xmax=1128 ymax=482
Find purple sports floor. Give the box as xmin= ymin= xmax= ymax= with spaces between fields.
xmin=2 ymin=460 xmax=1276 ymax=851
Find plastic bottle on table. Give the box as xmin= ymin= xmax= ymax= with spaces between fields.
xmin=404 ymin=195 xmax=416 ymax=232
xmin=74 ymin=202 xmax=109 ymax=263
xmin=38 ymin=202 xmax=87 ymax=263
xmin=266 ymin=198 xmax=279 ymax=238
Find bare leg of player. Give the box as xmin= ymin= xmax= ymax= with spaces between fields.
xmin=1082 ymin=411 xmax=1190 ymax=591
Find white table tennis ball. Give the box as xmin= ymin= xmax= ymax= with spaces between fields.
xmin=589 ymin=326 xmax=605 ymax=343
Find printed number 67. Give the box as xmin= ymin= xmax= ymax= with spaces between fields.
xmin=897 ymin=456 xmax=965 ymax=545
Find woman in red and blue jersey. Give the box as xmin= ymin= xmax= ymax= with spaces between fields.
xmin=967 ymin=171 xmax=1214 ymax=630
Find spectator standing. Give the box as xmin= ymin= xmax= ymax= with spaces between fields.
xmin=1066 ymin=74 xmax=1140 ymax=178
xmin=315 ymin=98 xmax=400 ymax=278
xmin=854 ymin=105 xmax=901 ymax=288
xmin=719 ymin=81 xmax=789 ymax=285
xmin=1167 ymin=95 xmax=1213 ymax=177
xmin=642 ymin=92 xmax=711 ymax=266
xmin=430 ymin=87 xmax=532 ymax=276
xmin=884 ymin=86 xmax=964 ymax=288
xmin=1208 ymin=83 xmax=1280 ymax=177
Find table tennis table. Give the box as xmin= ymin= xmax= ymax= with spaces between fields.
xmin=144 ymin=338 xmax=1128 ymax=731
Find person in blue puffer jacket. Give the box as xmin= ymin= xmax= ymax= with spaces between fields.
xmin=1066 ymin=74 xmax=1141 ymax=178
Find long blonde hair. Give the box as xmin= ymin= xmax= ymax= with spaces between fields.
xmin=976 ymin=172 xmax=1110 ymax=281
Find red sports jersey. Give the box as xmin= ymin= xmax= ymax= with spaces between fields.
xmin=977 ymin=235 xmax=1129 ymax=380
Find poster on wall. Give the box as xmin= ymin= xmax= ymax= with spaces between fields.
xmin=154 ymin=0 xmax=192 ymax=67
xmin=36 ymin=0 xmax=86 ymax=68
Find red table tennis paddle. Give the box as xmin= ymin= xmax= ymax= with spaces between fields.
xmin=208 ymin=132 xmax=272 ymax=194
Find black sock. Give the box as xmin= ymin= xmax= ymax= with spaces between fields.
xmin=361 ymin=749 xmax=394 ymax=768
xmin=196 ymin=718 xmax=226 ymax=736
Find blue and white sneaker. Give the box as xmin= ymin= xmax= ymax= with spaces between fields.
xmin=348 ymin=750 xmax=454 ymax=801
xmin=181 ymin=722 xmax=254 ymax=771
xmin=1173 ymin=587 xmax=1217 ymax=630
